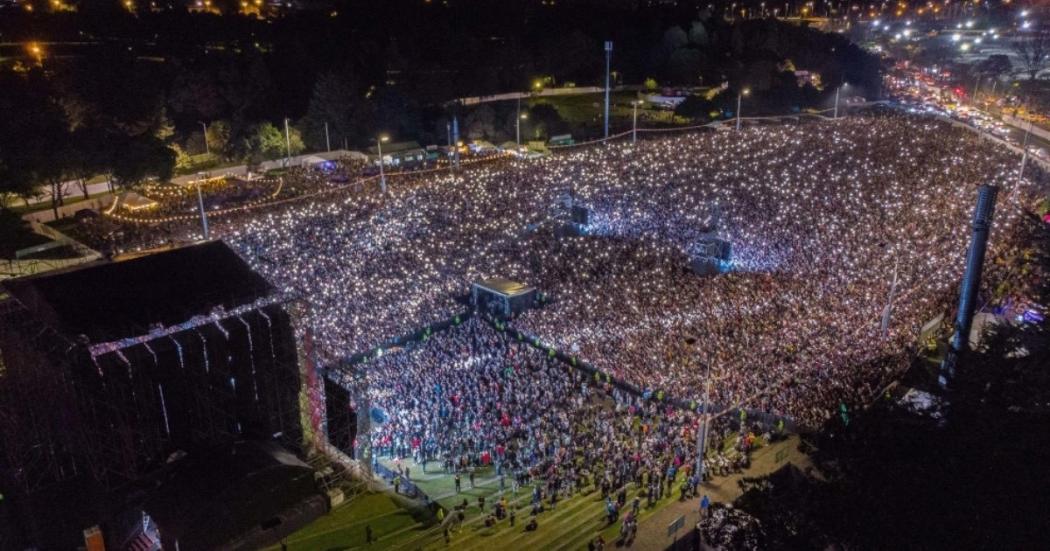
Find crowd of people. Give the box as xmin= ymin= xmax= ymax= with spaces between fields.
xmin=217 ymin=113 xmax=1037 ymax=429
xmin=345 ymin=319 xmax=741 ymax=509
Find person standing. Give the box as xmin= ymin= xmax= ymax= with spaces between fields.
xmin=365 ymin=524 xmax=373 ymax=545
xmin=454 ymin=473 xmax=461 ymax=493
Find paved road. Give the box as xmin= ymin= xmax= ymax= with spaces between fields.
xmin=18 ymin=149 xmax=360 ymax=206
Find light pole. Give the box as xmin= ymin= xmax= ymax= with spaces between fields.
xmin=324 ymin=121 xmax=331 ymax=152
xmin=452 ymin=116 xmax=461 ymax=168
xmin=517 ymin=109 xmax=528 ymax=148
xmin=283 ymin=118 xmax=292 ymax=167
xmin=834 ymin=82 xmax=848 ymax=119
xmin=736 ymin=87 xmax=750 ymax=131
xmin=632 ymin=100 xmax=640 ymax=144
xmin=604 ymin=41 xmax=613 ymax=139
xmin=195 ymin=172 xmax=209 ymax=240
xmin=199 ymin=121 xmax=209 ymax=155
xmin=972 ymin=75 xmax=981 ymax=106
xmin=377 ymin=135 xmax=390 ymax=193
xmin=696 ymin=362 xmax=712 ymax=482
xmin=1019 ymin=119 xmax=1033 ymax=179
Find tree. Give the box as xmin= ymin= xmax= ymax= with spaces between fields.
xmin=206 ymin=120 xmax=232 ymax=158
xmin=464 ymin=105 xmax=497 ymax=141
xmin=1012 ymin=30 xmax=1050 ymax=80
xmin=241 ymin=122 xmax=304 ymax=162
xmin=976 ymin=54 xmax=1013 ymax=92
xmin=302 ymin=72 xmax=359 ymax=152
xmin=110 ymin=135 xmax=176 ymax=189
xmin=689 ymin=21 xmax=710 ymax=47
xmin=67 ymin=127 xmax=109 ymax=200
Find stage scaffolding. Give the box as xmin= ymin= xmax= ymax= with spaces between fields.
xmin=0 ymin=294 xmax=310 ymax=495
xmin=0 ymin=299 xmax=85 ymax=494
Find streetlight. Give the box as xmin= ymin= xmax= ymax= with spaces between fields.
xmin=195 ymin=172 xmax=210 ymax=240
xmin=199 ymin=121 xmax=209 ymax=155
xmin=27 ymin=42 xmax=43 ymax=66
xmin=377 ymin=135 xmax=390 ymax=193
xmin=632 ymin=100 xmax=641 ymax=143
xmin=517 ymin=112 xmax=528 ymax=148
xmin=1019 ymin=119 xmax=1033 ymax=179
xmin=736 ymin=87 xmax=750 ymax=131
xmin=324 ymin=121 xmax=331 ymax=152
xmin=834 ymin=82 xmax=848 ymax=119
xmin=283 ymin=117 xmax=292 ymax=167
xmin=604 ymin=41 xmax=613 ymax=139
xmin=696 ymin=361 xmax=712 ymax=483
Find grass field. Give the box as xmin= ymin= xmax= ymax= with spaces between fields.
xmin=267 ymin=492 xmax=429 ymax=551
xmin=274 ymin=429 xmax=772 ymax=551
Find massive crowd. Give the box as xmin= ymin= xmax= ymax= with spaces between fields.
xmin=346 ymin=318 xmax=739 ymax=503
xmin=217 ymin=113 xmax=1037 ymax=429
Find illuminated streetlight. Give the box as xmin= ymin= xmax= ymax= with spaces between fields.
xmin=515 ymin=97 xmax=527 ymax=147
xmin=27 ymin=42 xmax=43 ymax=66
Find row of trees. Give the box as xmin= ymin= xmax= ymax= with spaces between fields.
xmin=0 ymin=63 xmax=313 ymax=217
xmin=1 ymin=3 xmax=882 ymax=209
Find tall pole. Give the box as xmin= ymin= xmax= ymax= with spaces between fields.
xmin=632 ymin=101 xmax=639 ymax=144
xmin=736 ymin=91 xmax=744 ymax=131
xmin=834 ymin=85 xmax=841 ymax=119
xmin=604 ymin=41 xmax=613 ymax=139
xmin=696 ymin=363 xmax=712 ymax=482
xmin=447 ymin=122 xmax=452 ymax=148
xmin=199 ymin=121 xmax=209 ymax=155
xmin=516 ymin=97 xmax=522 ymax=146
xmin=972 ymin=75 xmax=981 ymax=106
xmin=377 ymin=137 xmax=387 ymax=193
xmin=1019 ymin=120 xmax=1033 ymax=179
xmin=940 ymin=185 xmax=999 ymax=388
xmin=284 ymin=118 xmax=292 ymax=167
xmin=324 ymin=121 xmax=331 ymax=152
xmin=196 ymin=181 xmax=209 ymax=241
xmin=452 ymin=116 xmax=461 ymax=168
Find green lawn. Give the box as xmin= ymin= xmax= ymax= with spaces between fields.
xmin=269 ymin=492 xmax=427 ymax=551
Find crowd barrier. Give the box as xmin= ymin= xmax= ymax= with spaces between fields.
xmin=329 ymin=310 xmax=475 ymax=371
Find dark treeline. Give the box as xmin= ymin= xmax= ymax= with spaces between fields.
xmin=1 ymin=0 xmax=880 ymax=211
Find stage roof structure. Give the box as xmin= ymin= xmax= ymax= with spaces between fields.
xmin=2 ymin=241 xmax=273 ymax=344
xmin=474 ymin=277 xmax=535 ymax=298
